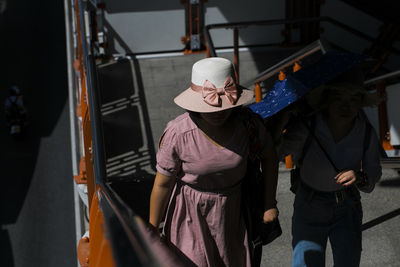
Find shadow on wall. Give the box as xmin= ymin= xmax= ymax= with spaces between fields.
xmin=104 ymin=19 xmax=133 ymax=55
xmin=0 ymin=0 xmax=70 ymax=266
xmin=96 ymin=24 xmax=158 ymax=219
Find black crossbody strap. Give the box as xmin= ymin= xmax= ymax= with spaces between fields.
xmin=300 ymin=117 xmax=341 ymax=173
xmin=298 ymin=115 xmax=316 ymax=166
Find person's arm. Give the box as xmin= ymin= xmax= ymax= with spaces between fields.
xmin=335 ymin=126 xmax=382 ymax=192
xmin=357 ymin=129 xmax=382 ymax=193
xmin=149 ymin=172 xmax=176 ymax=229
xmin=275 ymin=118 xmax=309 ymax=163
xmin=260 ymin=130 xmax=279 ymax=223
xmin=150 ymin=125 xmax=181 ymax=229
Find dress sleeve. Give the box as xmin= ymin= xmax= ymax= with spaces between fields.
xmin=156 ymin=125 xmax=182 ymax=177
xmin=359 ymin=128 xmax=382 ymax=193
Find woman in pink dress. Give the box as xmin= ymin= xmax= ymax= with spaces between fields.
xmin=149 ymin=57 xmax=279 ymax=267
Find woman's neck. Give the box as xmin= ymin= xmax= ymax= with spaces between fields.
xmin=192 ymin=114 xmax=236 ymax=144
xmin=199 ymin=117 xmax=232 ymax=134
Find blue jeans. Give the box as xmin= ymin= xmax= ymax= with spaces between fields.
xmin=292 ymin=183 xmax=363 ymax=267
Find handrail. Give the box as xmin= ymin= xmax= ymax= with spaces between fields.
xmin=98 ymin=187 xmax=162 ymax=267
xmin=77 ymin=0 xmax=88 ymax=70
xmin=204 ymin=16 xmax=400 ymax=58
xmin=204 ymin=16 xmax=400 ymax=90
xmin=85 ymin=54 xmax=107 ymax=187
xmin=364 ymin=69 xmax=400 ymax=86
xmin=247 ymin=39 xmax=325 ymax=86
xmin=204 ymin=15 xmax=400 ymax=108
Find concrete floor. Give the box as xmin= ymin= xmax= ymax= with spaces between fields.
xmin=138 ymin=51 xmax=400 ymax=266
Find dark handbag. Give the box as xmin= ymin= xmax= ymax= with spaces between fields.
xmin=242 ymin=156 xmax=282 ymax=248
xmin=241 ymin=108 xmax=282 ymax=265
xmin=290 ymin=167 xmax=301 ymax=194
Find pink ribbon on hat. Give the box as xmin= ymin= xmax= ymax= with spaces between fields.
xmin=191 ymin=76 xmax=238 ymax=107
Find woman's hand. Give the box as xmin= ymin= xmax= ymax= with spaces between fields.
xmin=263 ymin=208 xmax=279 ymax=223
xmin=335 ymin=170 xmax=357 ymax=186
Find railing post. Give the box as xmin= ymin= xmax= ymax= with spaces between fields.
xmin=181 ymin=0 xmax=206 ymax=54
xmin=233 ymin=27 xmax=239 ymax=83
xmin=255 ymin=82 xmax=262 ymax=103
xmin=285 ymin=155 xmax=294 ymax=169
xmin=279 ymin=70 xmax=286 ymax=81
xmin=293 ymin=62 xmax=302 ymax=72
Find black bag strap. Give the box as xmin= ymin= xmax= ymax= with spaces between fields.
xmin=300 ymin=113 xmax=375 ymax=173
xmin=300 ymin=116 xmax=341 ymax=173
xmin=297 ymin=115 xmax=316 ymax=166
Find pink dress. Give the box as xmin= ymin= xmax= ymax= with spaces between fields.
xmin=156 ymin=112 xmax=266 ymax=267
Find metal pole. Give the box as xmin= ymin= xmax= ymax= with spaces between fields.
xmin=64 ymin=0 xmax=83 ymax=266
xmin=65 ymin=0 xmax=78 ymax=177
xmin=233 ymin=27 xmax=239 ymax=84
xmin=364 ymin=69 xmax=400 ymax=86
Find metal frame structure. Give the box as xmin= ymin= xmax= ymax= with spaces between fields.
xmin=65 ymin=1 xmax=166 ymax=266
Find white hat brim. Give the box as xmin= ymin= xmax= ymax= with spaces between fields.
xmin=174 ymin=86 xmax=254 ymax=113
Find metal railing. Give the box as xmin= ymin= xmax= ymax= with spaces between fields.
xmin=248 ymin=39 xmax=326 ymax=86
xmin=204 ymin=16 xmax=400 ymax=87
xmin=204 ymin=15 xmax=400 ymax=165
xmin=365 ymin=69 xmax=400 ymax=86
xmin=71 ymin=1 xmax=165 ymax=266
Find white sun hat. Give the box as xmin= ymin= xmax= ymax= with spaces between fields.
xmin=174 ymin=57 xmax=254 ymax=113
